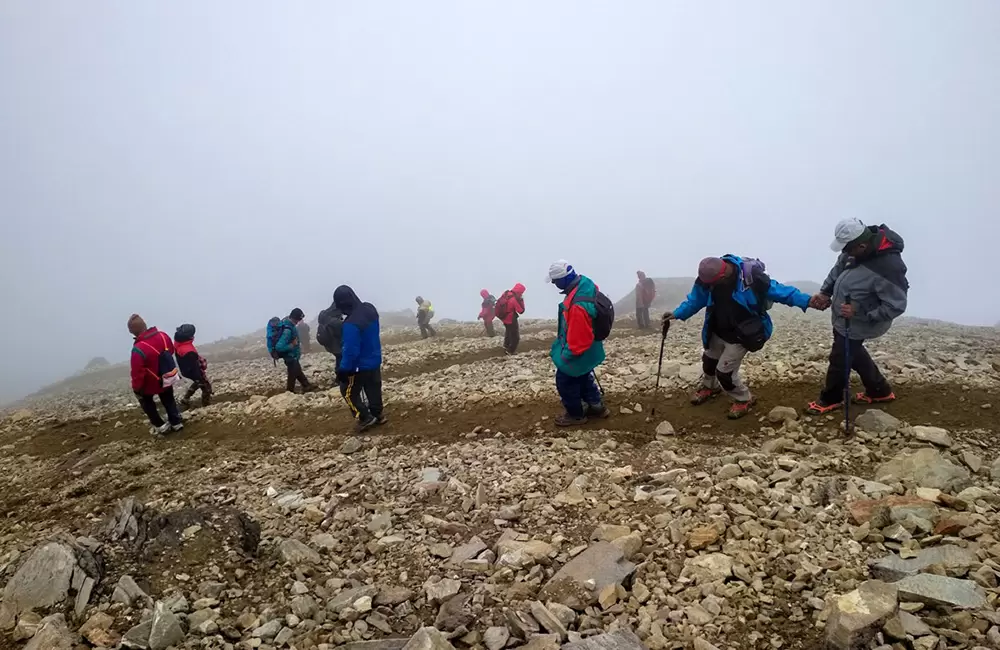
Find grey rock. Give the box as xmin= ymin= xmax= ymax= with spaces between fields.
xmin=530 ymin=601 xmax=567 ymax=640
xmin=274 ymin=626 xmax=295 ymax=646
xmin=278 ymin=538 xmax=321 ymax=565
xmin=912 ymin=425 xmax=953 ymax=447
xmin=149 ymin=601 xmax=185 ymax=650
xmin=329 ymin=585 xmax=379 ymax=614
xmin=484 ymin=626 xmax=510 ymax=650
xmin=869 ymin=545 xmax=978 ymax=581
xmin=693 ymin=640 xmax=722 ymax=650
xmin=876 ymin=448 xmax=972 ymax=493
xmin=896 ymin=574 xmax=987 ymax=609
xmin=826 ymin=580 xmax=899 ymax=650
xmin=538 ymin=542 xmax=636 ymax=610
xmin=716 ymin=463 xmax=742 ymax=480
xmin=121 ymin=619 xmax=152 ymax=649
xmin=768 ymin=406 xmax=798 ymax=423
xmin=252 ymin=618 xmax=283 ymax=639
xmin=505 ymin=609 xmax=540 ymax=639
xmin=856 ymin=409 xmax=901 ymax=433
xmin=522 ymin=634 xmax=561 ymax=650
xmin=991 ymin=456 xmax=1000 ymax=481
xmin=424 ymin=578 xmax=462 ymax=604
xmin=402 ymin=626 xmax=456 ymax=650
xmin=74 ymin=576 xmax=95 ymax=618
xmin=435 ymin=593 xmax=473 ymax=632
xmin=187 ymin=608 xmax=217 ymax=630
xmin=376 ymin=586 xmax=415 ymax=606
xmin=112 ymin=574 xmax=151 ymax=608
xmin=562 ymin=629 xmax=645 ymax=650
xmin=291 ymin=594 xmax=319 ymax=618
xmin=681 ymin=553 xmax=734 ymax=584
xmin=342 ymin=641 xmax=409 ymax=650
xmin=448 ymin=537 xmax=488 ymax=567
xmin=340 ymin=437 xmax=363 ymax=454
xmin=23 ymin=614 xmax=75 ymax=650
xmin=655 ymin=421 xmax=675 ymax=436
xmin=0 ymin=542 xmax=76 ymax=630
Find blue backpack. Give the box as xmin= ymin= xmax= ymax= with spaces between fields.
xmin=266 ymin=317 xmax=289 ymax=362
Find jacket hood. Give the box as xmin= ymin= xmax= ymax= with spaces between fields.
xmin=875 ymin=225 xmax=904 ymax=253
xmin=512 ymin=283 xmax=526 ymax=295
xmin=136 ymin=326 xmax=160 ymax=342
xmin=480 ymin=289 xmax=490 ymax=298
xmin=174 ymin=323 xmax=196 ymax=343
xmin=334 ymin=285 xmax=362 ymax=314
xmin=637 ymin=271 xmax=646 ymax=280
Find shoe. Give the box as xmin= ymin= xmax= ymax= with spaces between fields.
xmin=179 ymin=398 xmax=191 ymax=410
xmin=375 ymin=415 xmax=388 ymax=426
xmin=691 ymin=387 xmax=722 ymax=406
xmin=586 ymin=404 xmax=611 ymax=419
xmin=727 ymin=398 xmax=756 ymax=420
xmin=555 ymin=413 xmax=588 ymax=427
xmin=303 ymin=385 xmax=320 ymax=394
xmin=171 ymin=422 xmax=184 ymax=432
xmin=853 ymin=391 xmax=896 ymax=405
xmin=150 ymin=423 xmax=171 ymax=436
xmin=806 ymin=400 xmax=843 ymax=415
xmin=355 ymin=416 xmax=378 ymax=433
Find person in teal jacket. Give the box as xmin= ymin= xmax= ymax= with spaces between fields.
xmin=548 ymin=260 xmax=610 ymax=427
xmin=663 ymin=255 xmax=818 ymax=419
xmin=275 ymin=308 xmax=316 ymax=393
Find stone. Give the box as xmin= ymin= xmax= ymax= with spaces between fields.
xmin=448 ymin=537 xmax=487 ymax=566
xmin=538 ymin=542 xmax=636 ymax=610
xmin=591 ymin=524 xmax=630 ymax=542
xmin=341 ymin=437 xmax=363 ymax=454
xmin=681 ymin=553 xmax=733 ymax=584
xmin=484 ymin=626 xmax=510 ymax=650
xmin=685 ymin=603 xmax=715 ymax=625
xmin=278 ymin=538 xmax=321 ymax=565
xmin=687 ymin=526 xmax=720 ymax=550
xmin=876 ymin=448 xmax=971 ymax=493
xmin=869 ymin=545 xmax=978 ymax=581
xmin=962 ymin=451 xmax=984 ymax=473
xmin=291 ymin=594 xmax=319 ymax=618
xmin=505 ymin=610 xmax=540 ymax=639
xmin=12 ymin=612 xmax=42 ymax=641
xmin=403 ymin=626 xmax=456 ymax=650
xmin=530 ymin=601 xmax=568 ymax=640
xmin=991 ymin=457 xmax=1000 ymax=480
xmin=826 ymin=580 xmax=899 ymax=650
xmin=610 ymin=532 xmax=643 ymax=560
xmin=912 ymin=425 xmax=953 ymax=447
xmin=898 ymin=611 xmax=932 ymax=638
xmin=274 ymin=627 xmax=295 ymax=646
xmin=424 ymin=578 xmax=462 ymax=604
xmin=655 ymin=420 xmax=675 ymax=436
xmin=761 ymin=437 xmax=791 ymax=454
xmin=149 ymin=601 xmax=185 ymax=650
xmin=429 ymin=543 xmax=454 ymax=559
xmin=896 ymin=574 xmax=987 ymax=609
xmin=0 ymin=542 xmax=76 ymax=630
xmin=693 ymin=640 xmax=722 ymax=650
xmin=522 ymin=635 xmax=561 ymax=650
xmin=496 ymin=539 xmax=555 ymax=568
xmin=122 ymin=619 xmax=153 ymax=648
xmin=856 ymin=409 xmax=901 ymax=433
xmin=23 ymin=614 xmax=75 ymax=650
xmin=768 ymin=406 xmax=798 ymax=423
xmin=716 ymin=463 xmax=742 ymax=480
xmin=376 ymin=586 xmax=415 ymax=606
xmin=562 ymin=629 xmax=645 ymax=650
xmin=434 ymin=593 xmax=473 ymax=632
xmin=80 ymin=611 xmax=119 ymax=647
xmin=252 ymin=619 xmax=283 ymax=639
xmin=111 ymin=574 xmax=150 ymax=608
xmin=329 ymin=585 xmax=379 ymax=614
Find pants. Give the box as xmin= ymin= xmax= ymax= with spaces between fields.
xmin=503 ymin=319 xmax=520 ymax=354
xmin=182 ymin=378 xmax=212 ymax=406
xmin=340 ymin=369 xmax=383 ymax=422
xmin=139 ymin=388 xmax=182 ymax=427
xmin=636 ymin=306 xmax=651 ymax=329
xmin=284 ymin=357 xmax=311 ymax=392
xmin=819 ymin=331 xmax=892 ymax=404
xmin=484 ymin=319 xmax=496 ymax=337
xmin=701 ymin=334 xmax=751 ymax=402
xmin=555 ymin=370 xmax=603 ymax=418
xmin=418 ymin=315 xmax=436 ymax=339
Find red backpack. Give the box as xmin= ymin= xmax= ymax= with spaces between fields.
xmin=494 ymin=291 xmax=512 ymax=320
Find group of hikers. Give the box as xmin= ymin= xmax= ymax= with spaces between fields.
xmin=129 ymin=218 xmax=908 ymax=434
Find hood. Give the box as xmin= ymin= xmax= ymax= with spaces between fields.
xmin=136 ymin=326 xmax=160 ymax=342
xmin=174 ymin=323 xmax=196 ymax=343
xmin=334 ymin=285 xmax=362 ymax=314
xmin=637 ymin=271 xmax=646 ymax=280
xmin=512 ymin=283 xmax=526 ymax=295
xmin=875 ymin=225 xmax=904 ymax=254
xmin=480 ymin=289 xmax=490 ymax=298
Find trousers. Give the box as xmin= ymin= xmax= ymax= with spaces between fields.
xmin=701 ymin=334 xmax=751 ymax=402
xmin=284 ymin=358 xmax=311 ymax=392
xmin=340 ymin=369 xmax=384 ymax=422
xmin=819 ymin=331 xmax=892 ymax=403
xmin=636 ymin=306 xmax=651 ymax=329
xmin=138 ymin=388 xmax=182 ymax=427
xmin=504 ymin=319 xmax=520 ymax=354
xmin=555 ymin=370 xmax=603 ymax=418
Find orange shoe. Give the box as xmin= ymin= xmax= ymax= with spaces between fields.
xmin=727 ymin=398 xmax=756 ymax=420
xmin=806 ymin=400 xmax=843 ymax=415
xmin=853 ymin=392 xmax=896 ymax=405
xmin=691 ymin=387 xmax=722 ymax=406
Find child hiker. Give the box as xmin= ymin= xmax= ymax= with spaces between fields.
xmin=174 ymin=324 xmax=213 ymax=408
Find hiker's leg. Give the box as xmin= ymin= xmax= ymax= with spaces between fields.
xmin=284 ymin=358 xmax=297 ymax=392
xmin=288 ymin=358 xmax=309 ymax=389
xmin=138 ymin=394 xmax=165 ymax=427
xmin=345 ymin=374 xmax=372 ymax=422
xmin=701 ymin=335 xmax=725 ymax=391
xmin=510 ymin=319 xmax=520 ymax=353
xmin=363 ymin=369 xmax=384 ymax=418
xmin=851 ymin=339 xmax=892 ymax=398
xmin=160 ymin=388 xmax=183 ymax=426
xmin=555 ymin=370 xmax=585 ymax=418
xmin=503 ymin=323 xmax=513 ymax=352
xmin=818 ymin=331 xmax=848 ymax=404
xmin=199 ymin=378 xmax=213 ymax=406
xmin=716 ymin=343 xmax=751 ymax=402
xmin=580 ymin=372 xmax=603 ymax=408
xmin=428 ymin=324 xmax=437 ymax=337
xmin=182 ymin=383 xmax=198 ymax=402
xmin=485 ymin=320 xmax=494 ymax=337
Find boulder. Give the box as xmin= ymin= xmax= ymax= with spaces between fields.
xmin=911 ymin=425 xmax=953 ymax=447
xmin=484 ymin=626 xmax=510 ymax=650
xmin=79 ymin=611 xmax=119 ymax=647
xmin=768 ymin=406 xmax=798 ymax=423
xmin=23 ymin=614 xmax=75 ymax=650
xmin=434 ymin=593 xmax=472 ymax=632
xmin=149 ymin=601 xmax=185 ymax=650
xmin=655 ymin=421 xmax=676 ymax=436
xmin=0 ymin=542 xmax=77 ymax=630
xmin=876 ymin=448 xmax=971 ymax=493
xmin=896 ymin=574 xmax=987 ymax=609
xmin=278 ymin=538 xmax=321 ymax=565
xmin=538 ymin=542 xmax=636 ymax=610
xmin=847 ymin=495 xmax=936 ymax=525
xmin=402 ymin=626 xmax=456 ymax=650
xmin=826 ymin=580 xmax=899 ymax=650
xmin=448 ymin=537 xmax=487 ymax=567
xmin=681 ymin=553 xmax=733 ymax=584
xmin=869 ymin=545 xmax=978 ymax=582
xmin=855 ymin=409 xmax=901 ymax=433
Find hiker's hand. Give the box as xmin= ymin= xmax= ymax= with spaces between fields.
xmin=840 ymin=303 xmax=856 ymax=319
xmin=809 ymin=294 xmax=831 ymax=310
xmin=661 ymin=311 xmax=675 ymax=323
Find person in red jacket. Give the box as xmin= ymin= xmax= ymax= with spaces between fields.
xmin=129 ymin=314 xmax=183 ymax=435
xmin=495 ymin=283 xmax=526 ymax=354
xmin=478 ymin=289 xmax=497 ymax=337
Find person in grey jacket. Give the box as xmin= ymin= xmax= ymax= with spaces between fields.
xmin=807 ymin=218 xmax=908 ymax=414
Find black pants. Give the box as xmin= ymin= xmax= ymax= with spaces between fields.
xmin=484 ymin=319 xmax=496 ymax=337
xmin=340 ymin=369 xmax=383 ymax=422
xmin=819 ymin=331 xmax=892 ymax=404
xmin=284 ymin=358 xmax=311 ymax=392
xmin=503 ymin=319 xmax=520 ymax=354
xmin=418 ymin=318 xmax=436 ymax=339
xmin=139 ymin=388 xmax=182 ymax=427
xmin=182 ymin=379 xmax=212 ymax=407
xmin=636 ymin=306 xmax=651 ymax=329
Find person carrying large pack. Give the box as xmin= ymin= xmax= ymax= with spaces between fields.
xmin=478 ymin=289 xmax=498 ymax=337
xmin=335 ymin=285 xmax=385 ymax=433
xmin=268 ymin=308 xmax=316 ymax=393
xmin=415 ymin=296 xmax=436 ymax=339
xmin=495 ymin=283 xmax=526 ymax=354
xmin=317 ymin=298 xmax=346 ymax=373
xmin=128 ymin=314 xmax=183 ymax=436
xmin=547 ymin=260 xmax=613 ymax=427
xmin=662 ymin=255 xmax=816 ymax=419
xmin=174 ymin=323 xmax=212 ymax=408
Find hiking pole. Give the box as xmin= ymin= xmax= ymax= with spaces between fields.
xmin=650 ymin=319 xmax=671 ymax=418
xmin=843 ymin=295 xmax=853 ymax=435
xmin=593 ymin=370 xmax=604 ymax=397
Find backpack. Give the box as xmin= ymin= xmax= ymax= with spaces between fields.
xmin=316 ymin=313 xmax=343 ymax=355
xmin=266 ymin=317 xmax=287 ymax=360
xmin=739 ymin=257 xmax=773 ymax=313
xmin=574 ymin=290 xmax=615 ymax=341
xmin=138 ymin=332 xmax=180 ymax=389
xmin=494 ymin=292 xmax=512 ymax=320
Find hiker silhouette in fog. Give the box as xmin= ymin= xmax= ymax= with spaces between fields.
xmin=129 ymin=314 xmax=183 ymax=436
xmin=415 ymin=296 xmax=436 ymax=338
xmin=478 ymin=289 xmax=498 ymax=337
xmin=635 ymin=271 xmax=656 ymax=330
xmin=335 ymin=285 xmax=386 ymax=432
xmin=495 ymin=284 xmax=526 ymax=354
xmin=268 ymin=308 xmax=316 ymax=393
xmin=174 ymin=324 xmax=212 ymax=408
xmin=297 ymin=319 xmax=312 ymax=354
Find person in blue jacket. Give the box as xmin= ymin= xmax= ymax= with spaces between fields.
xmin=334 ymin=285 xmax=385 ymax=432
xmin=274 ymin=308 xmax=317 ymax=393
xmin=662 ymin=255 xmax=820 ymax=419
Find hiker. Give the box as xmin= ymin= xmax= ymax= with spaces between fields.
xmin=269 ymin=308 xmax=316 ymax=393
xmin=317 ymin=299 xmax=346 ymax=373
xmin=415 ymin=296 xmax=436 ymax=339
xmin=128 ymin=314 xmax=183 ymax=435
xmin=662 ymin=256 xmax=814 ymax=419
xmin=478 ymin=289 xmax=497 ymax=337
xmin=335 ymin=285 xmax=385 ymax=432
xmin=806 ymin=219 xmax=908 ymax=415
xmin=547 ymin=261 xmax=611 ymax=426
xmin=635 ymin=271 xmax=656 ymax=329
xmin=174 ymin=324 xmax=212 ymax=408
xmin=496 ymin=283 xmax=526 ymax=354
xmin=297 ymin=319 xmax=312 ymax=354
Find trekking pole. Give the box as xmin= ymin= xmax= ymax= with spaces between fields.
xmin=593 ymin=370 xmax=604 ymax=397
xmin=843 ymin=295 xmax=853 ymax=435
xmin=650 ymin=319 xmax=671 ymax=418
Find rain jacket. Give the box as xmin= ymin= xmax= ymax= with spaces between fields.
xmin=821 ymin=225 xmax=908 ymax=340
xmin=497 ymin=284 xmax=526 ymax=325
xmin=335 ymin=286 xmax=382 ymax=372
xmin=478 ymin=290 xmax=496 ymax=322
xmin=274 ymin=318 xmax=302 ymax=361
xmin=550 ymin=275 xmax=606 ymax=377
xmin=130 ymin=327 xmax=174 ymax=395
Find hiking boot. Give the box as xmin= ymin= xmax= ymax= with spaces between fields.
xmin=303 ymin=385 xmax=320 ymax=394
xmin=806 ymin=400 xmax=843 ymax=415
xmin=586 ymin=404 xmax=611 ymax=419
xmin=691 ymin=387 xmax=722 ymax=406
xmin=555 ymin=413 xmax=588 ymax=427
xmin=356 ymin=416 xmax=378 ymax=433
xmin=150 ymin=423 xmax=171 ymax=436
xmin=375 ymin=415 xmax=389 ymax=426
xmin=853 ymin=391 xmax=896 ymax=405
xmin=171 ymin=422 xmax=184 ymax=432
xmin=727 ymin=398 xmax=756 ymax=420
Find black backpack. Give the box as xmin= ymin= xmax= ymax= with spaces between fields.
xmin=575 ymin=291 xmax=615 ymax=341
xmin=316 ymin=315 xmax=343 ymax=355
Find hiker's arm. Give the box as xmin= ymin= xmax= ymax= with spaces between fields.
xmin=565 ymin=304 xmax=595 ymax=356
xmin=275 ymin=328 xmax=294 ymax=354
xmin=820 ymin=255 xmax=847 ymax=296
xmin=130 ymin=348 xmax=144 ymax=392
xmin=339 ymin=323 xmax=361 ymax=371
xmin=866 ymin=275 xmax=908 ymax=323
xmin=767 ymin=280 xmax=811 ymax=311
xmin=514 ymin=297 xmax=525 ymax=314
xmin=672 ymin=283 xmax=709 ymax=321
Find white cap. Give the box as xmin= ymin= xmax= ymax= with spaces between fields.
xmin=547 ymin=260 xmax=572 ymax=283
xmin=831 ymin=218 xmax=867 ymax=252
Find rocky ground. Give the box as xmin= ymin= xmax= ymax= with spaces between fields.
xmin=1 ymin=310 xmax=999 ymax=650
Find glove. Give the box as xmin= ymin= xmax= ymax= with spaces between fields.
xmin=336 ymin=370 xmax=354 ymax=384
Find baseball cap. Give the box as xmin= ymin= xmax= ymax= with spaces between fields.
xmin=831 ymin=218 xmax=867 ymax=252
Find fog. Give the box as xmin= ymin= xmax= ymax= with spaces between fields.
xmin=1 ymin=1 xmax=998 ymax=404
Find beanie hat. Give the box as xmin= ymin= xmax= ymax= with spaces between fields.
xmin=547 ymin=260 xmax=573 ymax=282
xmin=174 ymin=323 xmax=196 ymax=343
xmin=290 ymin=308 xmax=304 ymax=320
xmin=697 ymin=257 xmax=727 ymax=284
xmin=831 ymin=218 xmax=869 ymax=252
xmin=127 ymin=314 xmax=147 ymax=336
xmin=480 ymin=289 xmax=489 ymax=298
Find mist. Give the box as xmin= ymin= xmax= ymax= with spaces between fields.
xmin=1 ymin=1 xmax=999 ymax=404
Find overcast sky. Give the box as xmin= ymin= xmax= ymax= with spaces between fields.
xmin=1 ymin=1 xmax=998 ymax=403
